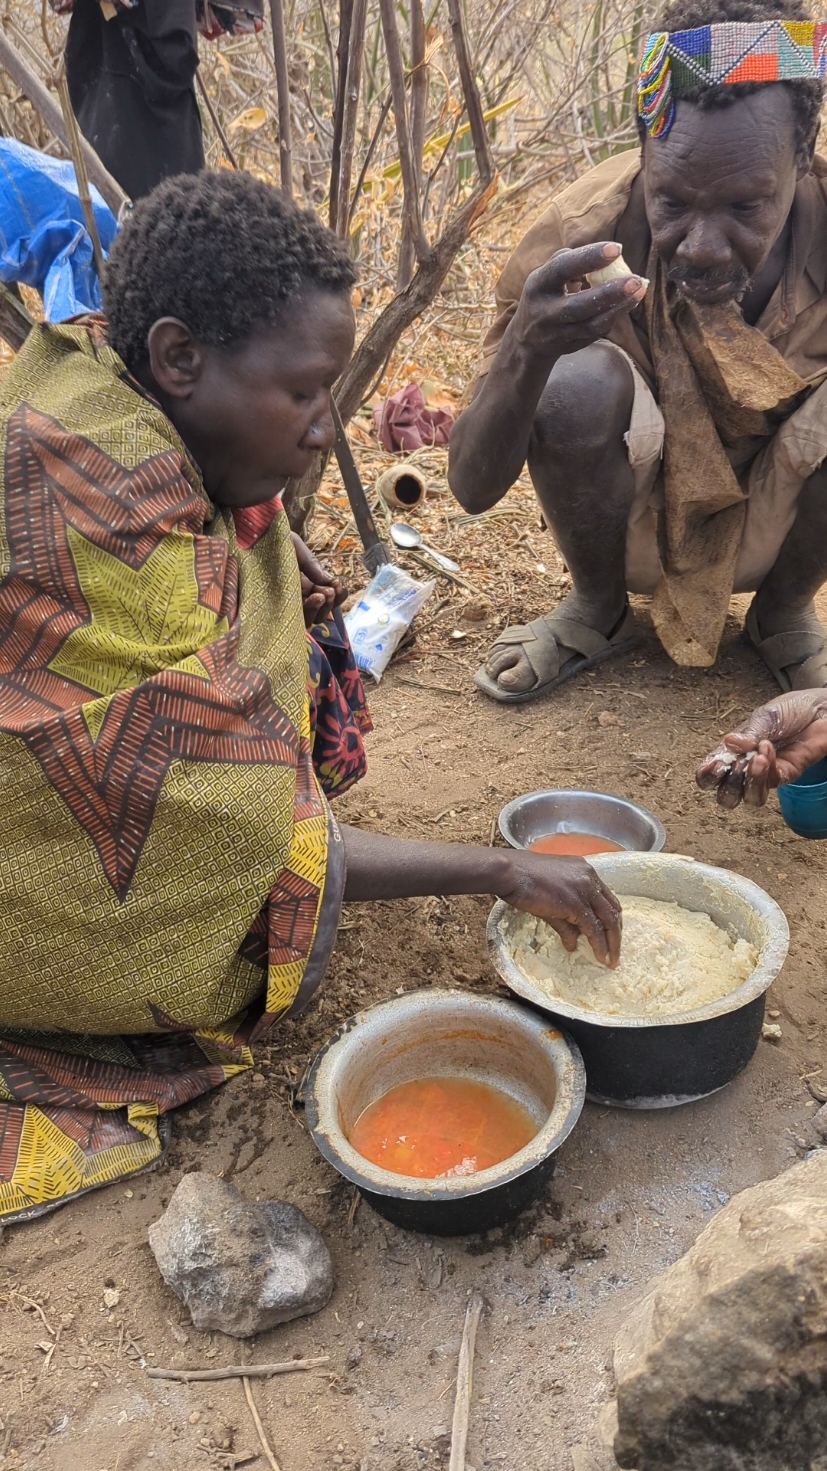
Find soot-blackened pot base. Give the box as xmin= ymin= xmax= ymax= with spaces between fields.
xmin=304 ymin=990 xmax=586 ymax=1237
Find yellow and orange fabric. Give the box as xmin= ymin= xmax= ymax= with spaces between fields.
xmin=0 ymin=317 xmax=364 ymax=1222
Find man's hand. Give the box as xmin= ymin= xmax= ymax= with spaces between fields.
xmin=696 ymin=689 xmax=827 ymax=808
xmin=291 ymin=532 xmax=346 ymax=627
xmin=496 ymin=851 xmax=622 ymax=967
xmin=511 ymin=242 xmax=648 ymax=363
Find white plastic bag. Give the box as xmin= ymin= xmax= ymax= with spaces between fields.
xmin=344 ymin=563 xmax=435 ymax=681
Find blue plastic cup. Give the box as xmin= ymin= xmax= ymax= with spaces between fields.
xmin=777 ymin=757 xmax=827 ymax=838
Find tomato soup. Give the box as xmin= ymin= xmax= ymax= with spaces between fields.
xmin=349 ymin=1077 xmax=538 ymax=1179
xmin=529 ymin=831 xmax=624 ymax=857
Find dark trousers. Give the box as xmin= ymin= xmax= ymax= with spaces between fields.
xmin=66 ymin=0 xmax=205 ymax=200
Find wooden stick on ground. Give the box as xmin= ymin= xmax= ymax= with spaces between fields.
xmin=146 ymin=1355 xmax=328 ymax=1383
xmin=449 ymin=1292 xmax=485 ymax=1471
xmin=243 ymin=1376 xmax=282 ymax=1471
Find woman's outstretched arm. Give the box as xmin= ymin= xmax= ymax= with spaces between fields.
xmin=340 ymin=824 xmax=622 ymax=967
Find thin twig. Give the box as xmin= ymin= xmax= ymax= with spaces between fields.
xmin=449 ymin=1292 xmax=485 ymax=1471
xmin=347 ymin=89 xmax=393 ymax=231
xmin=445 ymin=0 xmax=495 ymax=185
xmin=13 ymin=1293 xmax=55 ymax=1337
xmin=196 ymin=68 xmax=239 ymax=168
xmin=315 ymin=0 xmax=336 ymax=93
xmin=146 ymin=1356 xmax=329 ymax=1383
xmin=395 ymin=674 xmax=463 ymax=695
xmin=55 ymin=67 xmax=106 ymax=281
xmin=243 ymin=1377 xmax=281 ymax=1471
xmin=401 ymin=548 xmax=477 ymax=592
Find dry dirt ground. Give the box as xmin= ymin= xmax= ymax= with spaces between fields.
xmin=1 ymin=476 xmax=826 ymax=1471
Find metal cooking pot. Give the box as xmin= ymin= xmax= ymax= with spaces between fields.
xmin=303 ymin=990 xmax=585 ymax=1235
xmin=498 ymin=788 xmax=666 ymax=853
xmin=488 ymin=853 xmax=789 ymax=1109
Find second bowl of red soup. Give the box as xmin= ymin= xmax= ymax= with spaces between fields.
xmin=498 ymin=789 xmax=666 ymax=857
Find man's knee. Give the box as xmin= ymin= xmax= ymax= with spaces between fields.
xmin=531 ymin=344 xmax=635 ymax=463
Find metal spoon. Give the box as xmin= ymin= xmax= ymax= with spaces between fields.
xmin=390 ymin=521 xmax=461 ymax=573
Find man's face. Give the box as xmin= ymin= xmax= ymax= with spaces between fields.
xmin=643 ymin=87 xmax=803 ymax=306
xmin=156 ymin=289 xmax=356 ymax=508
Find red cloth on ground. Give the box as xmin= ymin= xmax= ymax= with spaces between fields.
xmin=373 ymin=383 xmax=454 ymax=453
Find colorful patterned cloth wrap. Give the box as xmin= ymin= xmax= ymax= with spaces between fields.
xmin=0 ymin=317 xmax=369 ymax=1223
xmin=639 ymin=20 xmax=827 ymax=137
xmin=49 ymin=0 xmax=264 ymax=39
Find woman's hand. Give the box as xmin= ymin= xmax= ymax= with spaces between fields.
xmin=291 ymin=532 xmax=346 ymax=627
xmin=696 ymin=689 xmax=827 ymax=809
xmin=495 ymin=851 xmax=622 ymax=966
xmin=340 ymin=827 xmax=622 ymax=967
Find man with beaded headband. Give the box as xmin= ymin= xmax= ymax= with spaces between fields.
xmin=449 ymin=0 xmax=827 ymax=701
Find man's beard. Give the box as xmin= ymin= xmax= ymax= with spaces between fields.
xmin=666 ymin=260 xmax=751 ymax=304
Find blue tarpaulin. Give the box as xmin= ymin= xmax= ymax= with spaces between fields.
xmin=0 ymin=137 xmax=118 ymax=321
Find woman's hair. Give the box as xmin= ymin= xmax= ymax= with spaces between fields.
xmin=644 ymin=0 xmax=824 ymax=151
xmin=104 ymin=169 xmax=358 ymax=373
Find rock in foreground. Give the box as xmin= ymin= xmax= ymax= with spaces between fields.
xmin=148 ymin=1173 xmax=334 ymax=1337
xmin=612 ymin=1153 xmax=827 ymax=1471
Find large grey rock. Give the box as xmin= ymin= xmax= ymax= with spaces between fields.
xmin=612 ymin=1154 xmax=827 ymax=1471
xmin=148 ymin=1172 xmax=334 ymax=1337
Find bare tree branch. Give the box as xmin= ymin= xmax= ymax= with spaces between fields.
xmin=315 ymin=0 xmax=336 ymax=96
xmin=446 ymin=0 xmax=495 ymax=185
xmin=196 ymin=68 xmax=239 ymax=167
xmin=336 ymin=171 xmax=497 ymax=422
xmin=0 ymin=27 xmax=128 ymax=215
xmin=347 ymin=89 xmax=393 ymax=231
xmin=397 ymin=0 xmax=429 ymax=287
xmin=268 ymin=0 xmax=294 ymax=194
xmin=378 ymin=0 xmax=428 ymax=265
xmin=329 ymin=0 xmax=353 ymax=231
xmin=55 ymin=66 xmax=106 ymax=280
xmin=333 ymin=0 xmax=368 ymax=238
xmin=284 ymin=170 xmax=497 ymax=531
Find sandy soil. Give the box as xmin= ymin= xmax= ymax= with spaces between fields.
xmin=1 ymin=498 xmax=825 ymax=1471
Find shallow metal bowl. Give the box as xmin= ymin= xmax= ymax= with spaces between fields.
xmin=488 ymin=853 xmax=789 ymax=1110
xmin=304 ymin=990 xmax=585 ymax=1236
xmin=498 ymin=789 xmax=666 ymax=853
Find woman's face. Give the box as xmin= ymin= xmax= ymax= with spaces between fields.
xmin=146 ymin=288 xmax=356 ymax=507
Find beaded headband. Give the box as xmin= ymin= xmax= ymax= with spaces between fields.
xmin=638 ymin=20 xmax=827 ymax=138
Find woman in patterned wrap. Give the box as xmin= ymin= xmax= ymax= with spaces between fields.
xmin=0 ymin=171 xmax=621 ymax=1223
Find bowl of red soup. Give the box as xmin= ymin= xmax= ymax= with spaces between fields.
xmin=498 ymin=789 xmax=666 ymax=857
xmin=303 ymin=990 xmax=585 ymax=1236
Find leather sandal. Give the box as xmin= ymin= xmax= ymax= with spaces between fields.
xmin=474 ymin=603 xmax=638 ymax=705
xmin=745 ymin=601 xmax=827 ymax=692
